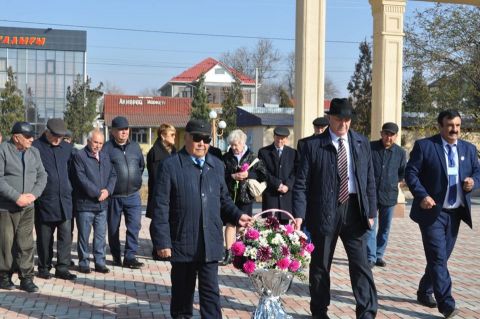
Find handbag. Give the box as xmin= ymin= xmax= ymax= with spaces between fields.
xmin=246 ymin=179 xmax=267 ymax=197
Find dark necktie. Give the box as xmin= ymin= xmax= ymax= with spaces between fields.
xmin=446 ymin=144 xmax=457 ymax=205
xmin=338 ymin=138 xmax=349 ymax=204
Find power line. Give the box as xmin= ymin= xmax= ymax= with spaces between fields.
xmin=0 ymin=19 xmax=360 ymax=44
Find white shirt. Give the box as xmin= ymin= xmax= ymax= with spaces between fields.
xmin=329 ymin=129 xmax=357 ymax=194
xmin=441 ymin=138 xmax=463 ymax=209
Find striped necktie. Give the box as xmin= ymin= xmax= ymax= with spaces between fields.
xmin=338 ymin=138 xmax=349 ymax=204
xmin=446 ymin=144 xmax=457 ymax=205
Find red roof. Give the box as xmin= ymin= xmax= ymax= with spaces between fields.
xmin=103 ymin=95 xmax=191 ymax=128
xmin=170 ymin=57 xmax=255 ymax=85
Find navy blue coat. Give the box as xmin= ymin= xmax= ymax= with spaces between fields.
xmin=33 ymin=134 xmax=74 ymax=222
xmin=293 ymin=129 xmax=377 ymax=235
xmin=405 ymin=134 xmax=480 ymax=228
xmin=72 ymin=147 xmax=117 ymax=212
xmin=151 ymin=148 xmax=243 ymax=263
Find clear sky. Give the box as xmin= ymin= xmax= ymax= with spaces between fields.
xmin=1 ymin=0 xmax=436 ymax=98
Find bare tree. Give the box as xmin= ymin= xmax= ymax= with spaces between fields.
xmin=285 ymin=52 xmax=295 ymax=97
xmin=103 ymin=81 xmax=124 ymax=94
xmin=325 ymin=77 xmax=340 ymax=100
xmin=138 ymin=88 xmax=161 ymax=96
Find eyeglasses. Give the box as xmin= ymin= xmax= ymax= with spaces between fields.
xmin=191 ymin=134 xmax=212 ymax=144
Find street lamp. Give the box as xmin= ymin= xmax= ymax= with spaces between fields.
xmin=209 ymin=110 xmax=227 ymax=148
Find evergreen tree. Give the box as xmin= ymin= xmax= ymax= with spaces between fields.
xmin=190 ymin=73 xmax=211 ymax=121
xmin=403 ymin=68 xmax=433 ymax=112
xmin=64 ymin=75 xmax=103 ymax=143
xmin=347 ymin=40 xmax=372 ymax=136
xmin=0 ymin=67 xmax=24 ymax=136
xmin=279 ymin=88 xmax=293 ymax=108
xmin=221 ymin=77 xmax=242 ymax=136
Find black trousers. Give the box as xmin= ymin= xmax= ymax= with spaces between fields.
xmin=170 ymin=261 xmax=221 ymax=319
xmin=309 ymin=196 xmax=377 ymax=319
xmin=35 ymin=219 xmax=72 ymax=273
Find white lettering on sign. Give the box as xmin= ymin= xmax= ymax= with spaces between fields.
xmin=119 ymin=98 xmax=143 ymax=105
xmin=146 ymin=100 xmax=166 ymax=105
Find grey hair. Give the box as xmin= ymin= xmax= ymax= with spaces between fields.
xmin=87 ymin=129 xmax=104 ymax=141
xmin=227 ymin=129 xmax=247 ymax=145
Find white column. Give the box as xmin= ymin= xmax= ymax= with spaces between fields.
xmin=294 ymin=0 xmax=326 ymax=143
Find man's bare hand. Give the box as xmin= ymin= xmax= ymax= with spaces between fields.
xmin=294 ymin=218 xmax=303 ymax=231
xmin=463 ymin=177 xmax=474 ymax=192
xmin=420 ymin=196 xmax=436 ymax=210
xmin=369 ymin=218 xmax=374 ymax=227
xmin=157 ymin=248 xmax=171 ymax=259
xmin=238 ymin=214 xmax=252 ymax=228
xmin=98 ymin=189 xmax=109 ymax=202
xmin=16 ymin=194 xmax=35 ymax=207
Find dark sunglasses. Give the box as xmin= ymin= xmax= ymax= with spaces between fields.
xmin=191 ymin=134 xmax=212 ymax=144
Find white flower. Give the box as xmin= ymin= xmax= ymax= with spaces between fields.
xmin=271 ymin=234 xmax=285 ymax=245
xmin=244 ymin=246 xmax=257 ymax=259
xmin=288 ymin=233 xmax=300 ymax=245
xmin=259 ymin=237 xmax=268 ymax=247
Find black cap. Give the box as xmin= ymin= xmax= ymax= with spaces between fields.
xmin=312 ymin=117 xmax=329 ymax=127
xmin=65 ymin=129 xmax=73 ymax=138
xmin=185 ymin=119 xmax=211 ymax=135
xmin=11 ymin=122 xmax=35 ymax=137
xmin=46 ymin=118 xmax=67 ymax=136
xmin=111 ymin=116 xmax=129 ymax=129
xmin=273 ymin=127 xmax=290 ymax=137
xmin=381 ymin=122 xmax=399 ymax=134
xmin=326 ymin=98 xmax=355 ymax=119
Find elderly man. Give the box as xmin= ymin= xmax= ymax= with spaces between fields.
xmin=258 ymin=127 xmax=299 ymax=222
xmin=151 ymin=119 xmax=251 ymax=319
xmin=33 ymin=118 xmax=77 ymax=281
xmin=103 ymin=116 xmax=145 ymax=268
xmin=72 ymin=129 xmax=116 ymax=274
xmin=367 ymin=122 xmax=406 ymax=268
xmin=293 ymin=98 xmax=378 ymax=319
xmin=297 ymin=116 xmax=329 ymax=156
xmin=0 ymin=122 xmax=47 ymax=292
xmin=406 ymin=110 xmax=480 ymax=318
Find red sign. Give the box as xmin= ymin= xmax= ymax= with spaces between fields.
xmin=0 ymin=35 xmax=46 ymax=47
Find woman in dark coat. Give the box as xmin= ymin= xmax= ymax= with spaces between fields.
xmin=221 ymin=129 xmax=266 ymax=265
xmin=146 ymin=123 xmax=176 ymax=260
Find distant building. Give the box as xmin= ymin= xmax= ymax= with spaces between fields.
xmin=103 ymin=94 xmax=191 ymax=153
xmin=0 ymin=26 xmax=86 ymax=133
xmin=159 ymin=57 xmax=256 ymax=107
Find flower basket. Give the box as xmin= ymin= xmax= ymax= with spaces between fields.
xmin=230 ymin=209 xmax=314 ymax=319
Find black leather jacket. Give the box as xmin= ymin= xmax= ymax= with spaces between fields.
xmin=103 ymin=139 xmax=145 ymax=197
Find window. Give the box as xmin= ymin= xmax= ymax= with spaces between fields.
xmin=215 ymin=68 xmax=225 ymax=74
xmin=131 ymin=128 xmax=147 ymax=144
xmin=0 ymin=58 xmax=6 ymax=71
xmin=46 ymin=60 xmax=55 ymax=74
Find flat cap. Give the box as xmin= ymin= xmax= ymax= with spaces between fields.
xmin=11 ymin=122 xmax=35 ymax=137
xmin=381 ymin=122 xmax=399 ymax=134
xmin=185 ymin=119 xmax=211 ymax=135
xmin=312 ymin=117 xmax=329 ymax=127
xmin=65 ymin=129 xmax=73 ymax=138
xmin=273 ymin=127 xmax=290 ymax=137
xmin=111 ymin=116 xmax=129 ymax=129
xmin=47 ymin=118 xmax=67 ymax=136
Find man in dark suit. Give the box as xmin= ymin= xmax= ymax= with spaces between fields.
xmin=151 ymin=119 xmax=251 ymax=319
xmin=297 ymin=116 xmax=329 ymax=156
xmin=258 ymin=127 xmax=299 ymax=218
xmin=405 ymin=109 xmax=480 ymax=318
xmin=293 ymin=98 xmax=377 ymax=319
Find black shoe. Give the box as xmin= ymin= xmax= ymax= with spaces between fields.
xmin=19 ymin=279 xmax=39 ymax=293
xmin=375 ymin=258 xmax=387 ymax=267
xmin=442 ymin=307 xmax=459 ymax=318
xmin=417 ymin=293 xmax=437 ymax=308
xmin=0 ymin=276 xmax=15 ymax=290
xmin=112 ymin=256 xmax=122 ymax=266
xmin=219 ymin=249 xmax=232 ymax=266
xmin=36 ymin=270 xmax=53 ymax=279
xmin=78 ymin=266 xmax=91 ymax=274
xmin=123 ymin=258 xmax=144 ymax=269
xmin=94 ymin=265 xmax=110 ymax=274
xmin=55 ymin=271 xmax=77 ymax=280
xmin=368 ymin=261 xmax=376 ymax=269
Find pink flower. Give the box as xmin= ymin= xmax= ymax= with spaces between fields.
xmin=289 ymin=259 xmax=301 ymax=272
xmin=305 ymin=243 xmax=315 ymax=253
xmin=281 ymin=245 xmax=290 ymax=257
xmin=284 ymin=224 xmax=294 ymax=235
xmin=243 ymin=260 xmax=256 ymax=274
xmin=240 ymin=163 xmax=249 ymax=172
xmin=231 ymin=241 xmax=246 ymax=256
xmin=276 ymin=257 xmax=291 ymax=270
xmin=245 ymin=228 xmax=260 ymax=240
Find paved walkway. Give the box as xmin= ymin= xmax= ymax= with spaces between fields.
xmin=0 ymin=201 xmax=479 ymax=319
